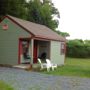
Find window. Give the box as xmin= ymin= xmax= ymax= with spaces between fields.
xmin=61 ymin=43 xmax=65 ymax=54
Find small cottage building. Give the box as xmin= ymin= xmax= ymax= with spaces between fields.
xmin=0 ymin=15 xmax=66 ymax=67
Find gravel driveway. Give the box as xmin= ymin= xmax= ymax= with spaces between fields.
xmin=0 ymin=67 xmax=90 ymax=90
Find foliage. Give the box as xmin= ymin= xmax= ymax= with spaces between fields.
xmin=66 ymin=39 xmax=90 ymax=58
xmin=0 ymin=81 xmax=14 ymax=90
xmin=27 ymin=0 xmax=60 ymax=30
xmin=0 ymin=0 xmax=60 ymax=30
xmin=0 ymin=0 xmax=69 ymax=36
xmin=55 ymin=30 xmax=70 ymax=37
xmin=41 ymin=58 xmax=90 ymax=78
xmin=0 ymin=0 xmax=27 ymax=19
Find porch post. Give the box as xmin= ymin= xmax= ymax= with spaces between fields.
xmin=50 ymin=41 xmax=51 ymax=60
xmin=30 ymin=39 xmax=34 ymax=65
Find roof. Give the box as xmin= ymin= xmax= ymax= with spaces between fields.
xmin=2 ymin=15 xmax=66 ymax=41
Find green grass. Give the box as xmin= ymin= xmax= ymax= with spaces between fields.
xmin=0 ymin=81 xmax=14 ymax=90
xmin=41 ymin=58 xmax=90 ymax=78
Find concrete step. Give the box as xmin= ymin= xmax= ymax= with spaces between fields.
xmin=13 ymin=64 xmax=31 ymax=69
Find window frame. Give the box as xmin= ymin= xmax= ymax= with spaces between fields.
xmin=61 ymin=42 xmax=65 ymax=55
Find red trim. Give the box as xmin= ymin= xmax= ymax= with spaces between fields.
xmin=0 ymin=15 xmax=66 ymax=42
xmin=64 ymin=42 xmax=67 ymax=63
xmin=34 ymin=37 xmax=50 ymax=41
xmin=0 ymin=16 xmax=6 ymax=23
xmin=0 ymin=15 xmax=65 ymax=42
xmin=6 ymin=15 xmax=35 ymax=36
xmin=18 ymin=39 xmax=21 ymax=64
xmin=33 ymin=40 xmax=38 ymax=63
xmin=0 ymin=15 xmax=35 ymax=37
xmin=18 ymin=38 xmax=31 ymax=64
xmin=19 ymin=37 xmax=32 ymax=41
xmin=34 ymin=36 xmax=65 ymax=42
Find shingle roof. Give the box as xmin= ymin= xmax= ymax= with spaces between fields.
xmin=6 ymin=15 xmax=66 ymax=41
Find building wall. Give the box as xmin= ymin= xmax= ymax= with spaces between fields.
xmin=50 ymin=41 xmax=65 ymax=65
xmin=0 ymin=18 xmax=30 ymax=65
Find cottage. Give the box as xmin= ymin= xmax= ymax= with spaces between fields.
xmin=0 ymin=15 xmax=66 ymax=67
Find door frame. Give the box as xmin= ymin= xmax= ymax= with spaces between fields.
xmin=18 ymin=38 xmax=30 ymax=64
xmin=33 ymin=40 xmax=38 ymax=63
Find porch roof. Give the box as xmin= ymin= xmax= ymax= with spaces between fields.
xmin=4 ymin=15 xmax=66 ymax=41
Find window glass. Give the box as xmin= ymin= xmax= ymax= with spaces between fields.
xmin=61 ymin=43 xmax=65 ymax=54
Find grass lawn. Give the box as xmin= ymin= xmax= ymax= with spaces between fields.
xmin=41 ymin=58 xmax=90 ymax=78
xmin=0 ymin=81 xmax=14 ymax=90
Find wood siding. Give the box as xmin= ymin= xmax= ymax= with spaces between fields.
xmin=0 ymin=18 xmax=30 ymax=65
xmin=50 ymin=41 xmax=65 ymax=65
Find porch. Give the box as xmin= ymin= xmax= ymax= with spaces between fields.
xmin=19 ymin=39 xmax=51 ymax=66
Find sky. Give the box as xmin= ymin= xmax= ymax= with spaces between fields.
xmin=52 ymin=0 xmax=90 ymax=40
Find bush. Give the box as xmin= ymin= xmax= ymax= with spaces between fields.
xmin=66 ymin=39 xmax=90 ymax=58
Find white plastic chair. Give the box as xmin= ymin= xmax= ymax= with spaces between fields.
xmin=38 ymin=58 xmax=47 ymax=70
xmin=46 ymin=59 xmax=57 ymax=72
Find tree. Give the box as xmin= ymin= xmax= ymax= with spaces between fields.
xmin=55 ymin=30 xmax=70 ymax=38
xmin=0 ymin=0 xmax=27 ymax=20
xmin=66 ymin=39 xmax=90 ymax=58
xmin=0 ymin=0 xmax=8 ymax=19
xmin=84 ymin=40 xmax=90 ymax=46
xmin=0 ymin=0 xmax=60 ymax=31
xmin=27 ymin=0 xmax=60 ymax=30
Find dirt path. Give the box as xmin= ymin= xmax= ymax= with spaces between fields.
xmin=0 ymin=67 xmax=90 ymax=90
